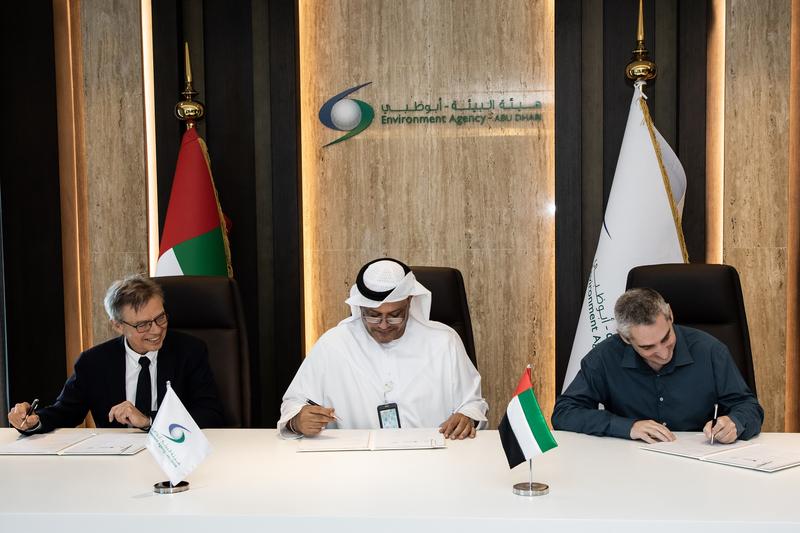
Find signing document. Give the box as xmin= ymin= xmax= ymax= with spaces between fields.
xmin=298 ymin=428 xmax=446 ymax=452
xmin=0 ymin=430 xmax=146 ymax=455
xmin=641 ymin=433 xmax=800 ymax=472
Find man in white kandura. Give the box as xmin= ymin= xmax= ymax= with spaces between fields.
xmin=279 ymin=258 xmax=488 ymax=439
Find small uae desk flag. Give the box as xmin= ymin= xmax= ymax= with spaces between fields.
xmin=499 ymin=366 xmax=557 ymax=496
xmin=146 ymin=382 xmax=211 ymax=493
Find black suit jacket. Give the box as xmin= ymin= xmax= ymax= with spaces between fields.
xmin=32 ymin=330 xmax=225 ymax=432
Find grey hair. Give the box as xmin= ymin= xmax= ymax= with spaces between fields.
xmin=614 ymin=288 xmax=671 ymax=339
xmin=103 ymin=274 xmax=164 ymax=321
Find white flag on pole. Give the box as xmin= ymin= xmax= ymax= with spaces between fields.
xmin=563 ymin=81 xmax=688 ymax=391
xmin=146 ymin=382 xmax=212 ymax=485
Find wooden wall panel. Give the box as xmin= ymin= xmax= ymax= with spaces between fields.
xmin=300 ymin=0 xmax=555 ymax=427
xmin=723 ymin=0 xmax=791 ymax=432
xmin=79 ymin=0 xmax=149 ymax=345
xmin=54 ymin=0 xmax=93 ymax=372
xmin=786 ymin=0 xmax=800 ymax=432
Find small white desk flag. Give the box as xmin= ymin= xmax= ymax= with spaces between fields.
xmin=146 ymin=382 xmax=211 ymax=485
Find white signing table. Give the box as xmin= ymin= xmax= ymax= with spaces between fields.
xmin=1 ymin=428 xmax=799 ymax=532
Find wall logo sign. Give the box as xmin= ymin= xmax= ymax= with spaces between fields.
xmin=379 ymin=97 xmax=542 ymax=126
xmin=319 ymin=82 xmax=375 ymax=147
xmin=319 ymin=82 xmax=544 ymax=147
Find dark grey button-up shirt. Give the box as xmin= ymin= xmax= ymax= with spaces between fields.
xmin=552 ymin=325 xmax=764 ymax=440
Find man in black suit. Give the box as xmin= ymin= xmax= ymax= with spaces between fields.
xmin=7 ymin=274 xmax=225 ymax=433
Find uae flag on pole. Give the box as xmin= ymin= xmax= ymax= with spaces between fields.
xmin=499 ymin=366 xmax=558 ymax=469
xmin=156 ymin=127 xmax=232 ymax=277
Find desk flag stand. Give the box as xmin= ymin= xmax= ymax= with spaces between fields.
xmin=146 ymin=377 xmax=212 ymax=493
xmin=500 ymin=363 xmax=555 ymax=497
xmin=154 ymin=481 xmax=190 ymax=494
xmin=512 ymin=459 xmax=549 ymax=497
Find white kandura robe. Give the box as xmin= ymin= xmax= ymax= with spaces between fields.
xmin=278 ymin=317 xmax=488 ymax=438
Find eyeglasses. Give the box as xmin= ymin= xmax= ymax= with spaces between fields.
xmin=362 ymin=315 xmax=405 ymax=325
xmin=361 ymin=307 xmax=407 ymax=325
xmin=120 ymin=311 xmax=168 ymax=333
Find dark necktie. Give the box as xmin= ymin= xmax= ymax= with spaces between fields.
xmin=135 ymin=356 xmax=152 ymax=417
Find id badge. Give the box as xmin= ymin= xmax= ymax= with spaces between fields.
xmin=377 ymin=402 xmax=401 ymax=428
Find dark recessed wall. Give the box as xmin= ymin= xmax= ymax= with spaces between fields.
xmin=1 ymin=3 xmax=67 ymax=417
xmin=151 ymin=0 xmax=302 ymax=426
xmin=555 ymin=0 xmax=708 ymax=393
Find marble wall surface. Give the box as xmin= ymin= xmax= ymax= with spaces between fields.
xmin=299 ymin=0 xmax=556 ymax=427
xmin=56 ymin=0 xmax=149 ymax=368
xmin=787 ymin=0 xmax=800 ymax=433
xmin=720 ymin=0 xmax=792 ymax=431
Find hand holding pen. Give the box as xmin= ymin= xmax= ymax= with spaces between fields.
xmin=704 ymin=404 xmax=739 ymax=444
xmin=288 ymin=399 xmax=340 ymax=437
xmin=8 ymin=399 xmax=40 ymax=431
xmin=306 ymin=399 xmax=342 ymax=421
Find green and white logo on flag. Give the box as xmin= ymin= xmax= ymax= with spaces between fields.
xmin=146 ymin=383 xmax=211 ymax=485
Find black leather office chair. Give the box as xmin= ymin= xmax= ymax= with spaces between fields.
xmin=411 ymin=266 xmax=477 ymax=368
xmin=154 ymin=276 xmax=251 ymax=427
xmin=625 ymin=263 xmax=757 ymax=394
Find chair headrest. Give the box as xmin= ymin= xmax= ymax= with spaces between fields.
xmin=154 ymin=276 xmax=239 ymax=329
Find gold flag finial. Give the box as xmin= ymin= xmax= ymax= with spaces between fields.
xmin=626 ymin=0 xmax=657 ymax=82
xmin=185 ymin=41 xmax=193 ymax=84
xmin=175 ymin=42 xmax=205 ymax=128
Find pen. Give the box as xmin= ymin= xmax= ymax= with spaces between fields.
xmin=21 ymin=399 xmax=39 ymax=429
xmin=710 ymin=403 xmax=719 ymax=444
xmin=306 ymin=398 xmax=342 ymax=421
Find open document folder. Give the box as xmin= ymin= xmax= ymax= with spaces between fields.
xmin=297 ymin=428 xmax=446 ymax=452
xmin=0 ymin=430 xmax=146 ymax=456
xmin=640 ymin=433 xmax=800 ymax=473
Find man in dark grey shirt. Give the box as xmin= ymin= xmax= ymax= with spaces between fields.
xmin=552 ymin=288 xmax=763 ymax=443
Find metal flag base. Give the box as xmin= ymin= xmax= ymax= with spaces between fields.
xmin=153 ymin=481 xmax=190 ymax=494
xmin=512 ymin=481 xmax=549 ymax=496
xmin=512 ymin=458 xmax=548 ymax=496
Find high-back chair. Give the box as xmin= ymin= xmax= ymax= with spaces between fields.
xmin=154 ymin=275 xmax=251 ymax=426
xmin=626 ymin=263 xmax=757 ymax=394
xmin=411 ymin=266 xmax=477 ymax=368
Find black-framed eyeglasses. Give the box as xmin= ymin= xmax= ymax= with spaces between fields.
xmin=120 ymin=311 xmax=168 ymax=333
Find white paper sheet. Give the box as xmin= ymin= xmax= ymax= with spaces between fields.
xmin=60 ymin=433 xmax=146 ymax=455
xmin=0 ymin=431 xmax=146 ymax=455
xmin=0 ymin=431 xmax=95 ymax=455
xmin=297 ymin=428 xmax=446 ymax=452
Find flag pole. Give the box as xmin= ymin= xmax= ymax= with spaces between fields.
xmin=625 ymin=1 xmax=689 ymax=262
xmin=529 ymin=458 xmax=533 ymax=485
xmin=161 ymin=42 xmax=234 ymax=278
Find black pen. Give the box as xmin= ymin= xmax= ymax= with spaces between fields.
xmin=306 ymin=398 xmax=342 ymax=421
xmin=21 ymin=399 xmax=39 ymax=429
xmin=710 ymin=403 xmax=719 ymax=444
